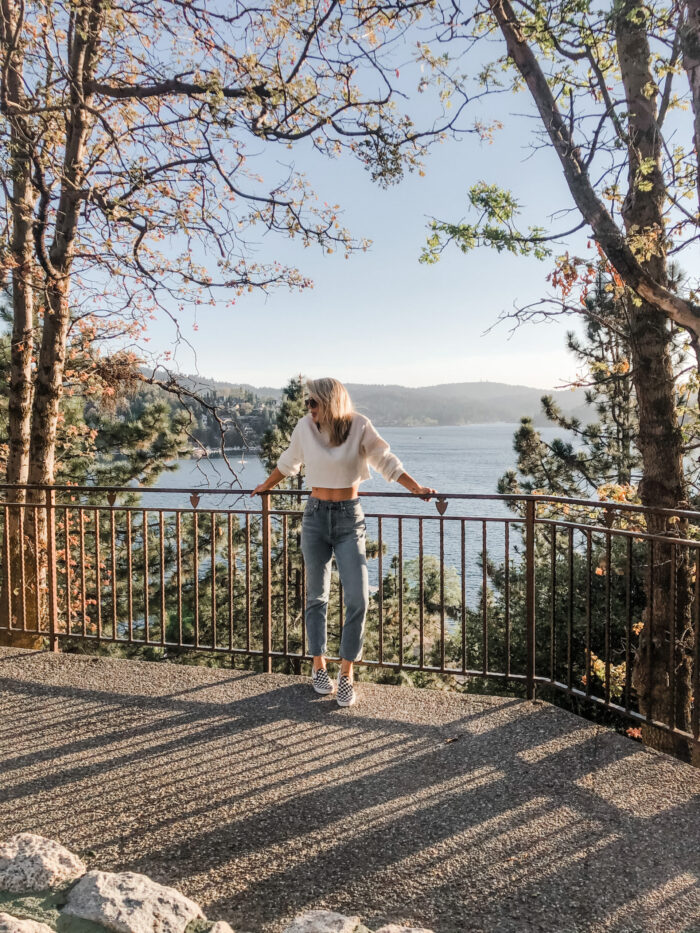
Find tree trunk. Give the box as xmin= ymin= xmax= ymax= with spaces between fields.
xmin=0 ymin=147 xmax=42 ymax=647
xmin=488 ymin=0 xmax=697 ymax=758
xmin=681 ymin=0 xmax=700 ymax=222
xmin=6 ymin=169 xmax=35 ymax=488
xmin=0 ymin=0 xmax=42 ymax=646
xmin=26 ymin=0 xmax=104 ymax=487
xmin=0 ymin=1 xmax=105 ymax=646
xmin=1 ymin=0 xmax=35 ymax=488
xmin=615 ymin=2 xmax=695 ymax=760
xmin=27 ymin=286 xmax=72 ymax=487
xmin=20 ymin=250 xmax=76 ymax=651
xmin=628 ymin=305 xmax=694 ymax=759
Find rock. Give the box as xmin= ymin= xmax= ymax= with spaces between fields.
xmin=375 ymin=926 xmax=435 ymax=933
xmin=282 ymin=911 xmax=371 ymax=933
xmin=0 ymin=913 xmax=54 ymax=933
xmin=63 ymin=871 xmax=205 ymax=933
xmin=209 ymin=924 xmax=235 ymax=933
xmin=0 ymin=834 xmax=85 ymax=893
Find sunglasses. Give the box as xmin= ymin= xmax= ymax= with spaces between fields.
xmin=304 ymin=398 xmax=319 ymax=409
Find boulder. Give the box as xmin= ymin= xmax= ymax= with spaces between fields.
xmin=375 ymin=926 xmax=434 ymax=933
xmin=282 ymin=911 xmax=371 ymax=933
xmin=62 ymin=871 xmax=205 ymax=933
xmin=209 ymin=924 xmax=235 ymax=933
xmin=0 ymin=913 xmax=54 ymax=933
xmin=0 ymin=834 xmax=85 ymax=893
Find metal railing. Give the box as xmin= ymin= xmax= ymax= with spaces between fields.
xmin=0 ymin=484 xmax=698 ymax=752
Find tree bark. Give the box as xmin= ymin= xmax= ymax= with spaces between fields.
xmin=28 ymin=0 xmax=104 ymax=486
xmin=18 ymin=2 xmax=105 ymax=649
xmin=1 ymin=0 xmax=35 ymax=490
xmin=681 ymin=0 xmax=700 ymax=219
xmin=0 ymin=0 xmax=42 ymax=646
xmin=6 ymin=162 xmax=35 ymax=489
xmin=616 ymin=1 xmax=693 ymax=760
xmin=627 ymin=304 xmax=694 ymax=758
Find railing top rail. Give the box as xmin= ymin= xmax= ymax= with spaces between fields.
xmin=1 ymin=483 xmax=700 ymax=521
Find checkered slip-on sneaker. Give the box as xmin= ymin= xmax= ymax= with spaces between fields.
xmin=336 ymin=673 xmax=356 ymax=708
xmin=311 ymin=667 xmax=335 ymax=695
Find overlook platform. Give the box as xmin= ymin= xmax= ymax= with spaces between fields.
xmin=0 ymin=648 xmax=698 ymax=933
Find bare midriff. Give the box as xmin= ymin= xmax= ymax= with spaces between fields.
xmin=310 ymin=485 xmax=360 ymax=501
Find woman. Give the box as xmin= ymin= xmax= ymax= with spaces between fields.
xmin=252 ymin=378 xmax=436 ymax=707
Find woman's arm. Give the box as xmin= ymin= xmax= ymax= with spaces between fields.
xmin=361 ymin=419 xmax=436 ymax=498
xmin=396 ymin=471 xmax=436 ymax=501
xmin=251 ymin=467 xmax=286 ymax=496
xmin=361 ymin=420 xmax=405 ymax=482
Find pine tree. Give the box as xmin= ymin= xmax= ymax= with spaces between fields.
xmin=259 ymin=374 xmax=305 ymax=475
xmin=490 ymin=274 xmax=700 ymax=757
xmin=498 ymin=272 xmax=642 ymax=503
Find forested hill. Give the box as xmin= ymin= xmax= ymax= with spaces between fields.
xmin=177 ymin=376 xmax=588 ymax=429
xmin=343 ymin=382 xmax=587 ymax=426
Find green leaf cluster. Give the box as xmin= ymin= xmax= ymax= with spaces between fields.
xmin=421 ymin=182 xmax=552 ymax=264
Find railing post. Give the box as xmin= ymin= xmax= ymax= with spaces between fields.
xmin=261 ymin=492 xmax=272 ymax=674
xmin=525 ymin=499 xmax=536 ymax=700
xmin=45 ymin=487 xmax=59 ymax=653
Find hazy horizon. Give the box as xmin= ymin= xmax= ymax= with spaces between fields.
xmin=178 ymin=373 xmax=580 ymax=394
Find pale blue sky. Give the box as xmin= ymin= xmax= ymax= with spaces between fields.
xmin=145 ymin=54 xmax=588 ymax=392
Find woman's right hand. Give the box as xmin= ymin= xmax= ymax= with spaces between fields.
xmin=251 ymin=467 xmax=284 ymax=497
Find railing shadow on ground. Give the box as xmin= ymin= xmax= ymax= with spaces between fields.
xmin=0 ymin=649 xmax=698 ymax=933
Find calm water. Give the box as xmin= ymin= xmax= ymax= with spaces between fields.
xmin=147 ymin=423 xmax=564 ymax=514
xmin=141 ymin=424 xmax=565 ymax=600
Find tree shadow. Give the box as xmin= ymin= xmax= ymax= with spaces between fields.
xmin=0 ymin=649 xmax=697 ymax=933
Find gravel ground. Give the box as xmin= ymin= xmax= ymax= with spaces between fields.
xmin=0 ymin=647 xmax=698 ymax=933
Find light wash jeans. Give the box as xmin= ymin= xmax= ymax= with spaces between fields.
xmin=301 ymin=496 xmax=369 ymax=662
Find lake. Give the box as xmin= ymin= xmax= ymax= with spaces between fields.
xmin=141 ymin=423 xmax=566 ymax=598
xmin=146 ymin=422 xmax=564 ymax=514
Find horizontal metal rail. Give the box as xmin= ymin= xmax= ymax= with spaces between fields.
xmin=2 ymin=481 xmax=700 ymax=519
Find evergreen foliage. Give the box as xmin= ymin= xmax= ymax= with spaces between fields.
xmin=259 ymin=375 xmax=306 ymax=474
xmin=498 ymin=271 xmax=642 ymax=503
xmin=496 ymin=267 xmax=700 ymax=512
xmin=0 ymin=305 xmax=192 ymax=488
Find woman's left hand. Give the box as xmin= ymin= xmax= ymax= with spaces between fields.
xmin=413 ymin=485 xmax=437 ymax=501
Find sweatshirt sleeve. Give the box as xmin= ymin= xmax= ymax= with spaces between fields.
xmin=277 ymin=421 xmax=304 ymax=477
xmin=361 ymin=419 xmax=404 ymax=483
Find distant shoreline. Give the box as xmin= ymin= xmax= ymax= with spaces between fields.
xmin=175 ymin=377 xmax=587 ymax=431
xmin=190 ymin=421 xmax=546 ymax=460
xmin=366 ymin=421 xmax=525 ymax=429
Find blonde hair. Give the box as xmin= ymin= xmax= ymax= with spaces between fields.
xmin=306 ymin=377 xmax=354 ymax=447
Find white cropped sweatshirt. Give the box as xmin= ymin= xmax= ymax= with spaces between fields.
xmin=276 ymin=413 xmax=404 ymax=487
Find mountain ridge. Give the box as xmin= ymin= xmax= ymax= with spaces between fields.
xmin=173 ymin=374 xmax=587 ymax=427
